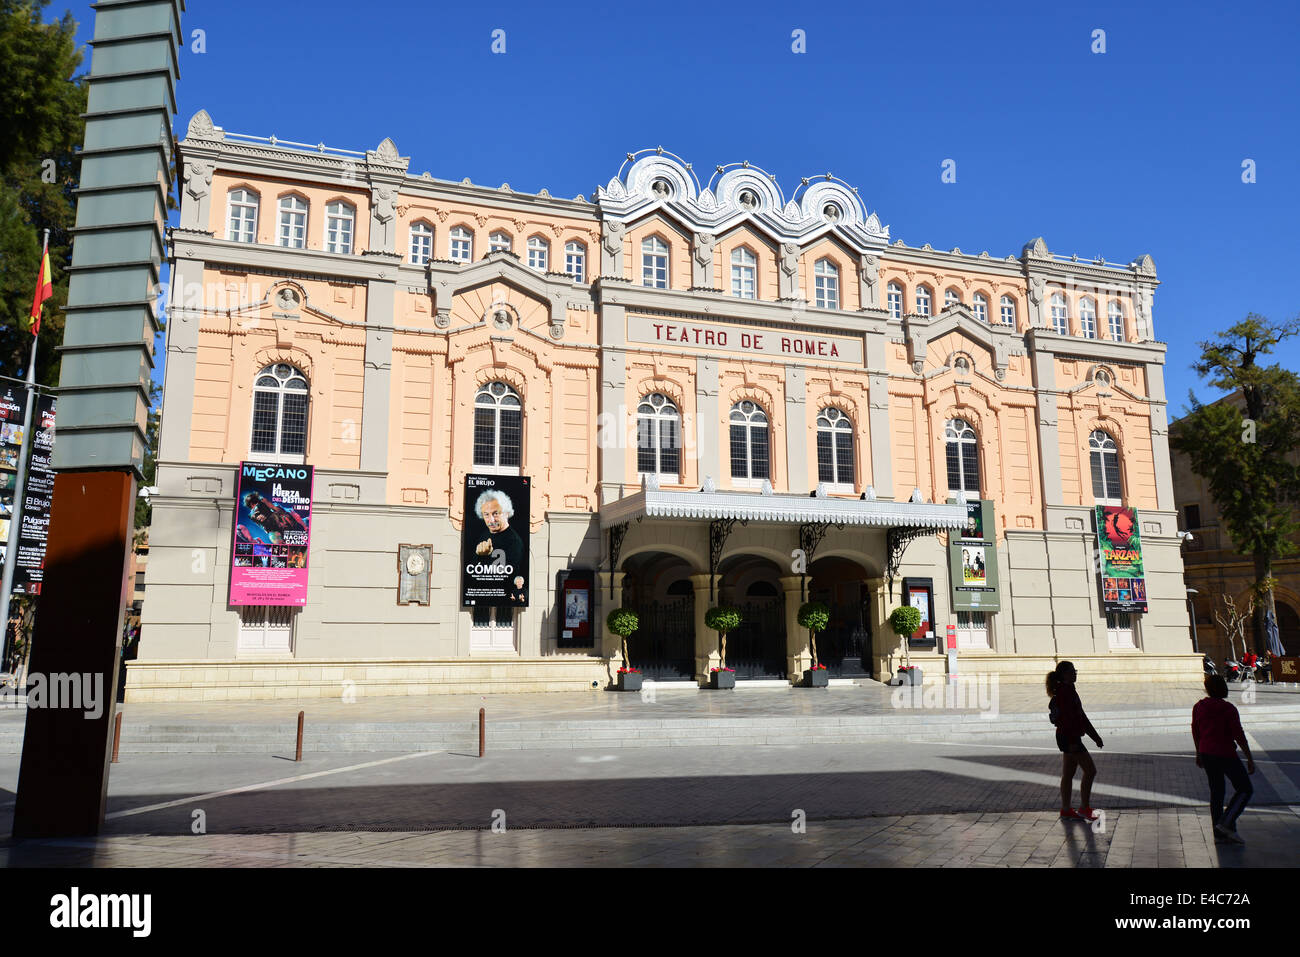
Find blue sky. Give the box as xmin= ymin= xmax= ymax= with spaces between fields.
xmin=62 ymin=0 xmax=1300 ymax=412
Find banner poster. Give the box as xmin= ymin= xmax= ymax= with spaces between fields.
xmin=1095 ymin=504 xmax=1147 ymax=613
xmin=13 ymin=395 xmax=56 ymax=595
xmin=230 ymin=462 xmax=313 ymax=607
xmin=948 ymin=498 xmax=1000 ymax=612
xmin=0 ymin=387 xmax=26 ymax=548
xmin=461 ymin=474 xmax=530 ymax=608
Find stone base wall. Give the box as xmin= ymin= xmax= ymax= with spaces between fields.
xmin=883 ymin=652 xmax=1204 ymax=685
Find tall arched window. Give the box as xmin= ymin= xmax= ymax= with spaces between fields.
xmin=564 ymin=241 xmax=586 ymax=282
xmin=731 ymin=246 xmax=757 ymax=299
xmin=489 ymin=231 xmax=512 ymax=254
xmin=642 ymin=235 xmax=669 ymax=288
xmin=1000 ymin=295 xmax=1016 ymax=325
xmin=972 ymin=292 xmax=988 ymax=323
xmin=526 ymin=235 xmax=549 ymax=271
xmin=636 ymin=393 xmax=681 ymax=477
xmin=1050 ymin=293 xmax=1069 ymax=335
xmin=227 ymin=188 xmax=259 ymax=243
xmin=325 ymin=200 xmax=355 ymax=254
xmin=1089 ymin=430 xmax=1122 ymax=503
xmin=409 ymin=221 xmax=433 ymax=265
xmin=816 ymin=407 xmax=854 ymax=486
xmin=1108 ymin=300 xmax=1125 ymax=341
xmin=1079 ymin=297 xmax=1097 ymax=339
xmin=473 ymin=382 xmax=523 ymax=473
xmin=449 ymin=225 xmax=473 ymax=262
xmin=945 ymin=418 xmax=980 ymax=496
xmin=251 ymin=363 xmax=309 ymax=462
xmin=729 ymin=400 xmax=770 ymax=482
xmin=887 ymin=282 xmax=903 ymax=319
xmin=814 ymin=259 xmax=839 ymax=310
xmin=915 ymin=285 xmax=932 ymax=317
xmin=277 ymin=195 xmax=308 ymax=249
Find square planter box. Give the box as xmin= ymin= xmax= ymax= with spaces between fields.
xmin=618 ymin=672 xmax=643 ymax=692
xmin=899 ymin=667 xmax=923 ymax=686
xmin=804 ymin=669 xmax=829 ymax=688
xmin=710 ymin=670 xmax=736 ymax=689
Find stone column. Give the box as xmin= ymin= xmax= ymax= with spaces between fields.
xmin=597 ymin=570 xmax=627 ymax=664
xmin=1145 ymin=361 xmax=1176 ymax=511
xmin=784 ymin=366 xmax=807 ymax=492
xmin=691 ymin=572 xmax=721 ymax=685
xmin=1030 ymin=344 xmax=1063 ymax=507
xmin=361 ymin=275 xmax=395 ymax=472
xmin=695 ymin=357 xmax=719 ymax=485
xmin=781 ymin=575 xmax=810 ymax=681
xmin=600 ymin=219 xmax=625 ymax=278
xmin=692 ymin=232 xmax=715 ymax=288
xmin=158 ymin=255 xmax=204 ymax=462
xmin=867 ymin=576 xmax=895 ymax=677
xmin=865 ymin=331 xmax=894 ymax=498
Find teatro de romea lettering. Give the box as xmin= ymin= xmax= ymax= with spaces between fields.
xmin=126 ymin=110 xmax=1201 ymax=701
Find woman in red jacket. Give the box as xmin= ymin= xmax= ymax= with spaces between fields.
xmin=1047 ymin=661 xmax=1104 ymax=822
xmin=1192 ymin=674 xmax=1256 ymax=844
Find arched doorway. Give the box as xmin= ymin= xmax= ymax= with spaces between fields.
xmin=622 ymin=551 xmax=695 ymax=680
xmin=718 ymin=555 xmax=787 ymax=679
xmin=1277 ymin=602 xmax=1300 ymax=657
xmin=807 ymin=556 xmax=872 ymax=678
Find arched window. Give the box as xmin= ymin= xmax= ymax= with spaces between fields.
xmin=449 ymin=225 xmax=473 ymax=262
xmin=642 ymin=235 xmax=669 ymax=288
xmin=227 ymin=188 xmax=259 ymax=243
xmin=1000 ymin=295 xmax=1016 ymax=326
xmin=915 ymin=285 xmax=932 ymax=317
xmin=526 ymin=235 xmax=549 ymax=271
xmin=1050 ymin=293 xmax=1069 ymax=335
xmin=277 ymin=195 xmax=308 ymax=249
xmin=887 ymin=282 xmax=903 ymax=319
xmin=972 ymin=292 xmax=988 ymax=323
xmin=564 ymin=241 xmax=586 ymax=282
xmin=1108 ymin=300 xmax=1125 ymax=341
xmin=945 ymin=418 xmax=980 ymax=496
xmin=636 ymin=393 xmax=681 ymax=477
xmin=944 ymin=288 xmax=961 ymax=310
xmin=488 ymin=231 xmax=512 ymax=254
xmin=251 ymin=363 xmax=309 ymax=462
xmin=1089 ymin=430 xmax=1122 ymax=503
xmin=325 ymin=200 xmax=355 ymax=254
xmin=729 ymin=400 xmax=770 ymax=482
xmin=1079 ymin=297 xmax=1097 ymax=339
xmin=814 ymin=259 xmax=839 ymax=310
xmin=409 ymin=221 xmax=433 ymax=265
xmin=731 ymin=246 xmax=757 ymax=299
xmin=816 ymin=407 xmax=854 ymax=486
xmin=473 ymin=382 xmax=523 ymax=473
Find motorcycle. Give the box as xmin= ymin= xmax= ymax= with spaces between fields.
xmin=1222 ymin=656 xmax=1248 ymax=683
xmin=1203 ymin=655 xmax=1218 ymax=677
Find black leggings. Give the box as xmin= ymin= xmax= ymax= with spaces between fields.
xmin=1201 ymin=754 xmax=1252 ymax=829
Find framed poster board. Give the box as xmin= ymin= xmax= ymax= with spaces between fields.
xmin=557 ymin=569 xmax=593 ymax=648
xmin=902 ymin=576 xmax=936 ymax=648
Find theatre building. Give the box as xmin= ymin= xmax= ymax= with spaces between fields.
xmin=127 ymin=110 xmax=1200 ymax=701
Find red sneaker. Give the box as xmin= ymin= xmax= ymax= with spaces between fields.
xmin=1078 ymin=807 xmax=1099 ymax=822
xmin=1060 ymin=808 xmax=1087 ymax=821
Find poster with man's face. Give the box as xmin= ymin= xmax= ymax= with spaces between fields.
xmin=461 ymin=474 xmax=530 ymax=608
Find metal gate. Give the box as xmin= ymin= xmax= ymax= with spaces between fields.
xmin=630 ymin=598 xmax=695 ymax=680
xmin=817 ymin=598 xmax=872 ymax=678
xmin=727 ymin=599 xmax=787 ymax=679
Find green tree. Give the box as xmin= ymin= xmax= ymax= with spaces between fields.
xmin=797 ymin=600 xmax=829 ymax=669
xmin=1170 ymin=314 xmax=1300 ymax=646
xmin=704 ymin=606 xmax=741 ymax=671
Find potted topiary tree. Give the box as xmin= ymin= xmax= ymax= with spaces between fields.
xmin=704 ymin=606 xmax=741 ymax=689
xmin=606 ymin=608 xmax=641 ymax=691
xmin=888 ymin=605 xmax=923 ymax=686
xmin=797 ymin=600 xmax=830 ymax=688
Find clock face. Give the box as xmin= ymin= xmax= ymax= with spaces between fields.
xmin=405 ymin=552 xmax=426 ymax=576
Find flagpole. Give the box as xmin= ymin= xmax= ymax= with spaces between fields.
xmin=0 ymin=229 xmax=47 ymax=674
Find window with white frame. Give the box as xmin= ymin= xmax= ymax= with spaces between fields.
xmin=526 ymin=235 xmax=549 ymax=271
xmin=1106 ymin=611 xmax=1136 ymax=648
xmin=325 ymin=201 xmax=355 ymax=254
xmin=642 ymin=236 xmax=669 ymax=288
xmin=956 ymin=611 xmax=990 ymax=649
xmin=945 ymin=418 xmax=980 ymax=496
xmin=728 ymin=400 xmax=770 ymax=482
xmin=916 ymin=285 xmax=932 ymax=317
xmin=489 ymin=231 xmax=512 ymax=254
xmin=636 ymin=393 xmax=681 ymax=478
xmin=1079 ymin=297 xmax=1097 ymax=338
xmin=473 ymin=382 xmax=523 ymax=473
xmin=887 ymin=282 xmax=903 ymax=318
xmin=450 ymin=225 xmax=473 ymax=262
xmin=470 ymin=606 xmax=517 ymax=654
xmin=564 ymin=241 xmax=586 ymax=282
xmin=1050 ymin=293 xmax=1068 ymax=335
xmin=227 ymin=188 xmax=259 ymax=243
xmin=944 ymin=288 xmax=960 ymax=310
xmin=1089 ymin=430 xmax=1122 ymax=503
xmin=1000 ymin=295 xmax=1016 ymax=326
xmin=251 ymin=363 xmax=309 ymax=463
xmin=972 ymin=293 xmax=988 ymax=323
xmin=731 ymin=246 xmax=757 ymax=299
xmin=1108 ymin=300 xmax=1125 ymax=340
xmin=277 ymin=195 xmax=308 ymax=249
xmin=237 ymin=605 xmax=296 ymax=656
xmin=409 ymin=221 xmax=433 ymax=265
xmin=814 ymin=258 xmax=839 ymax=310
xmin=816 ymin=407 xmax=854 ymax=487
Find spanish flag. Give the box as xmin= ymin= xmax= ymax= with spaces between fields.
xmin=29 ymin=238 xmax=53 ymax=336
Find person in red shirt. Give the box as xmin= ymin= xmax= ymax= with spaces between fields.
xmin=1047 ymin=661 xmax=1104 ymax=822
xmin=1192 ymin=674 xmax=1256 ymax=844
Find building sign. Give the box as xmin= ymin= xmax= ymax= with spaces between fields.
xmin=1095 ymin=505 xmax=1147 ymax=614
xmin=627 ymin=314 xmax=863 ymax=365
xmin=461 ymin=474 xmax=530 ymax=608
xmin=230 ymin=462 xmax=313 ymax=607
xmin=948 ymin=498 xmax=1000 ymax=612
xmin=13 ymin=395 xmax=56 ymax=596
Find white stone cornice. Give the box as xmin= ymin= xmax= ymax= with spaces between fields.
xmin=599 ymin=488 xmax=965 ymax=529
